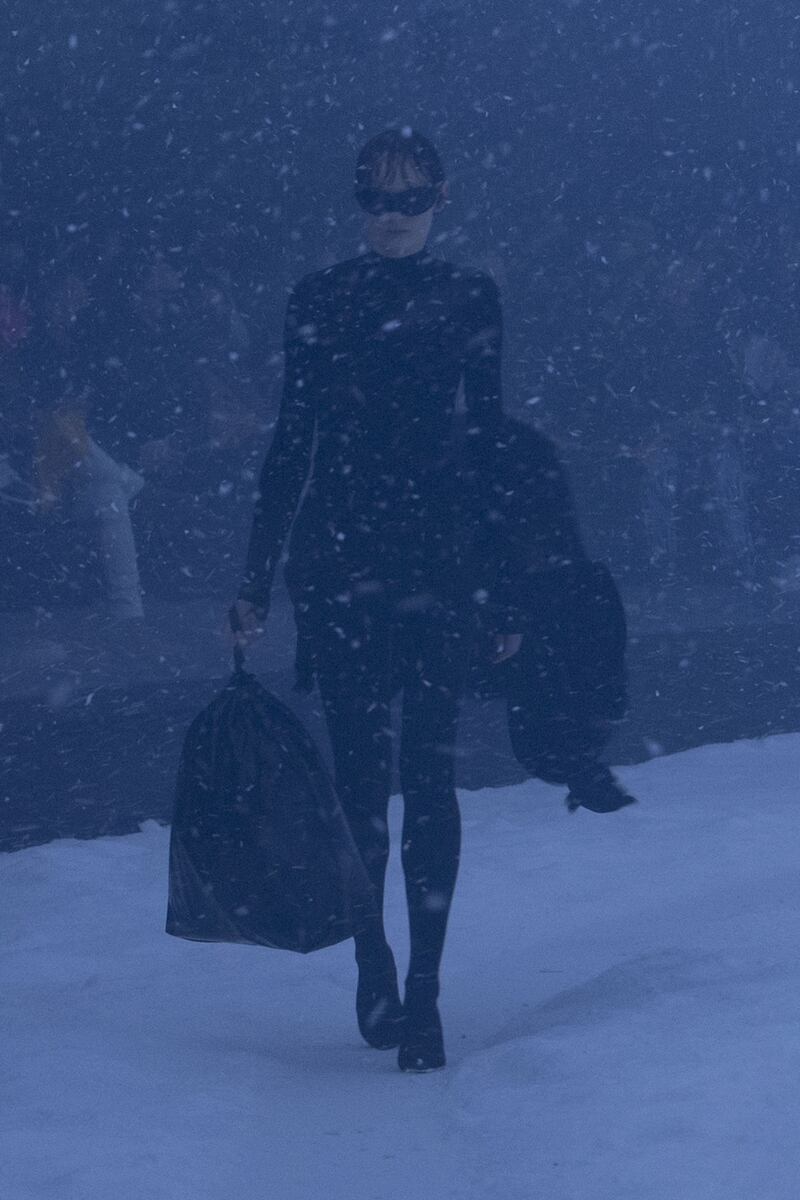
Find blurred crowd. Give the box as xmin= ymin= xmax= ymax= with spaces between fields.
xmin=509 ymin=203 xmax=800 ymax=594
xmin=4 ymin=201 xmax=800 ymax=623
xmin=2 ymin=3 xmax=797 ymax=623
xmin=1 ymin=229 xmax=276 ymax=620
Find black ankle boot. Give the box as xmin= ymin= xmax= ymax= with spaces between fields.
xmin=398 ymin=977 xmax=445 ymax=1072
xmin=356 ymin=957 xmax=404 ymax=1050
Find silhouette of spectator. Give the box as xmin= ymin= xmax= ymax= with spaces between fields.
xmin=2 ymin=248 xmax=146 ymax=619
xmin=121 ymin=258 xmax=266 ymax=598
xmin=556 ymin=218 xmax=754 ymax=585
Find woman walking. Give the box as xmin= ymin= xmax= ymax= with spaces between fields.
xmin=233 ymin=129 xmax=521 ymax=1072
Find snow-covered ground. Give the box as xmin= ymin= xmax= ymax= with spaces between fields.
xmin=3 ymin=734 xmax=799 ymax=1200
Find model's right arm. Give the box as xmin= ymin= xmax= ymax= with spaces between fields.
xmin=238 ymin=281 xmax=319 ymax=616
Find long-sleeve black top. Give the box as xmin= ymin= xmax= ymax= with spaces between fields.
xmin=239 ymin=247 xmax=506 ymax=617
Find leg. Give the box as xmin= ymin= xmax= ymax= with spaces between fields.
xmin=315 ymin=597 xmax=394 ymax=942
xmin=395 ymin=602 xmax=473 ymax=1069
xmin=313 ymin=595 xmax=403 ymax=1046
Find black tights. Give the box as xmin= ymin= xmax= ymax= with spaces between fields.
xmin=312 ymin=591 xmax=474 ymax=998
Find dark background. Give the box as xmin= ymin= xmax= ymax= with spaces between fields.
xmin=3 ymin=1 xmax=800 ymax=849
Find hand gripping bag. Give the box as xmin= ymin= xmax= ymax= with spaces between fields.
xmin=166 ymin=641 xmax=377 ymax=954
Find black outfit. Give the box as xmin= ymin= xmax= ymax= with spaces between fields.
xmin=240 ymin=247 xmax=505 ymax=618
xmin=239 ymin=247 xmax=508 ymax=1069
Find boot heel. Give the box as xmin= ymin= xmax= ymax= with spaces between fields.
xmin=398 ymin=997 xmax=445 ymax=1072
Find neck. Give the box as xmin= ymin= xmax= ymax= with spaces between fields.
xmin=367 ymin=244 xmax=430 ymax=264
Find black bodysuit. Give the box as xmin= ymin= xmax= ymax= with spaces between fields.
xmin=240 ymin=247 xmax=505 ymax=617
xmin=239 ymin=247 xmax=508 ymax=1055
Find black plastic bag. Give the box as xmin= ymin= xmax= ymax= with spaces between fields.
xmin=166 ymin=646 xmax=377 ymax=954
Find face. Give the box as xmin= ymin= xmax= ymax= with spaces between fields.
xmin=362 ymin=155 xmax=448 ymax=259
